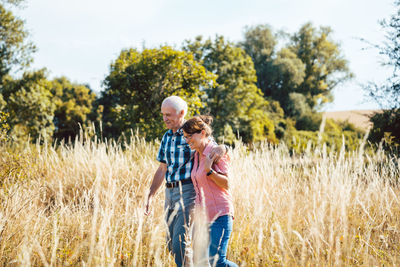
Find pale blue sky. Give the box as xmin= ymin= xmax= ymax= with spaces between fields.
xmin=16 ymin=0 xmax=395 ymax=111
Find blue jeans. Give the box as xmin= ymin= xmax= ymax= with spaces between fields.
xmin=165 ymin=182 xmax=196 ymax=267
xmin=209 ymin=215 xmax=238 ymax=267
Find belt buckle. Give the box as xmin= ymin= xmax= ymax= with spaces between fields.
xmin=167 ymin=181 xmax=179 ymax=188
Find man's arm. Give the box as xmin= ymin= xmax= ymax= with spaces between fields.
xmin=144 ymin=162 xmax=167 ymax=215
xmin=204 ymin=153 xmax=229 ymax=190
xmin=208 ymin=144 xmax=229 ymax=163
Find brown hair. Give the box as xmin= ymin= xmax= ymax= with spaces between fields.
xmin=181 ymin=115 xmax=213 ymax=137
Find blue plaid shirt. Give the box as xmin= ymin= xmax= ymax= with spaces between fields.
xmin=157 ymin=128 xmax=195 ymax=183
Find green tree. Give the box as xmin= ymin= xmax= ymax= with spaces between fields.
xmin=242 ymin=24 xmax=352 ymax=115
xmin=241 ymin=25 xmax=305 ymax=109
xmin=270 ymin=48 xmax=306 ymax=114
xmin=0 ymin=1 xmax=35 ymax=82
xmin=287 ymin=92 xmax=322 ymax=131
xmin=240 ymin=25 xmax=278 ymax=97
xmin=1 ymin=70 xmax=55 ymax=142
xmin=365 ymin=1 xmax=400 ymax=151
xmin=369 ymin=110 xmax=400 ymax=151
xmin=289 ymin=23 xmax=353 ymax=110
xmin=50 ymin=77 xmax=97 ymax=141
xmin=99 ymin=46 xmax=216 ymax=140
xmin=184 ymin=36 xmax=279 ymax=144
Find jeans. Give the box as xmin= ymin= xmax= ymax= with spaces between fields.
xmin=209 ymin=215 xmax=238 ymax=267
xmin=165 ymin=182 xmax=196 ymax=267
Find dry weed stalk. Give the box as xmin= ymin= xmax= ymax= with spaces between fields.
xmin=0 ymin=136 xmax=398 ymax=266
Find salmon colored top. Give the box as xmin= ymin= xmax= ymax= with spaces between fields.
xmin=191 ymin=142 xmax=234 ymax=222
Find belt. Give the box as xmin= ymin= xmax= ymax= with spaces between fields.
xmin=166 ymin=179 xmax=192 ymax=188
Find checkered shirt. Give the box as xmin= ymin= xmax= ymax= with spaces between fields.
xmin=157 ymin=128 xmax=195 ymax=183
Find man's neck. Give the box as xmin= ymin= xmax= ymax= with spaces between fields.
xmin=171 ymin=120 xmax=185 ymax=133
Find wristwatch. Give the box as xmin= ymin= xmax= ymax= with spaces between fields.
xmin=206 ymin=169 xmax=214 ymax=176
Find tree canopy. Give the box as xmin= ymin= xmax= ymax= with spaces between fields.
xmin=0 ymin=2 xmax=35 ymax=82
xmin=289 ymin=23 xmax=353 ymax=110
xmin=0 ymin=1 xmax=363 ymax=148
xmin=241 ymin=23 xmax=352 ymax=132
xmin=1 ymin=70 xmax=55 ymax=142
xmin=242 ymin=24 xmax=352 ymax=110
xmin=50 ymin=77 xmax=97 ymax=141
xmin=365 ymin=1 xmax=400 ymax=151
xmin=99 ymin=46 xmax=216 ymax=140
xmin=184 ymin=35 xmax=279 ymax=143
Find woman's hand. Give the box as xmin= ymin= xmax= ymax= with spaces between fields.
xmin=204 ymin=153 xmax=217 ymax=173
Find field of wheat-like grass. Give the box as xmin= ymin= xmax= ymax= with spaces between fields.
xmin=0 ymin=135 xmax=399 ymax=266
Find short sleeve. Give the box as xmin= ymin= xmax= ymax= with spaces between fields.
xmin=213 ymin=154 xmax=230 ymax=176
xmin=156 ymin=133 xmax=167 ymax=163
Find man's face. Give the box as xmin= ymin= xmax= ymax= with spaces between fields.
xmin=161 ymin=104 xmax=184 ymax=131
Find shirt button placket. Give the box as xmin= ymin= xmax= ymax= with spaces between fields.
xmin=171 ymin=136 xmax=176 ymax=155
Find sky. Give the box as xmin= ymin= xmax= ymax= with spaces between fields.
xmin=15 ymin=0 xmax=396 ymax=111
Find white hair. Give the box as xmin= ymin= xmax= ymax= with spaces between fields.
xmin=162 ymin=96 xmax=188 ymax=116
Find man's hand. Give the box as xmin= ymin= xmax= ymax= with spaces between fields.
xmin=208 ymin=144 xmax=227 ymax=163
xmin=144 ymin=163 xmax=167 ymax=216
xmin=144 ymin=195 xmax=152 ymax=216
xmin=204 ymin=153 xmax=218 ymax=173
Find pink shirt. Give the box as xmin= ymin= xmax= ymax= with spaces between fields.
xmin=191 ymin=142 xmax=234 ymax=222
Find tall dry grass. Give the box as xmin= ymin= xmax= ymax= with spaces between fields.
xmin=0 ymin=133 xmax=399 ymax=266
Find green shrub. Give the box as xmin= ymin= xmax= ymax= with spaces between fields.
xmin=286 ymin=125 xmax=364 ymax=154
xmin=369 ymin=109 xmax=400 ymax=154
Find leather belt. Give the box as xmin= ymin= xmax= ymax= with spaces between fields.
xmin=166 ymin=179 xmax=193 ymax=188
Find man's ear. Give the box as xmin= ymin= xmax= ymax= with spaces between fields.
xmin=180 ymin=109 xmax=185 ymax=117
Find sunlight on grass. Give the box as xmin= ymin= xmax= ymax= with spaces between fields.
xmin=0 ymin=134 xmax=399 ymax=266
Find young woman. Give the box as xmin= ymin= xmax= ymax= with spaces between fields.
xmin=182 ymin=115 xmax=237 ymax=267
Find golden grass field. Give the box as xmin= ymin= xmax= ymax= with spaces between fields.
xmin=323 ymin=110 xmax=380 ymax=130
xmin=0 ymin=133 xmax=399 ymax=266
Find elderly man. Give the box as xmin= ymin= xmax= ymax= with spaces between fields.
xmin=145 ymin=96 xmax=226 ymax=267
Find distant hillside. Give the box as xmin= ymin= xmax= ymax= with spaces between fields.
xmin=323 ymin=110 xmax=381 ymax=130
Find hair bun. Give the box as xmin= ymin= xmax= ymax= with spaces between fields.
xmin=199 ymin=115 xmax=213 ymax=125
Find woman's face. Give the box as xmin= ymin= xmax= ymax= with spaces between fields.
xmin=183 ymin=130 xmax=205 ymax=151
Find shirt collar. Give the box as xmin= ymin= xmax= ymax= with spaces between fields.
xmin=166 ymin=128 xmax=184 ymax=136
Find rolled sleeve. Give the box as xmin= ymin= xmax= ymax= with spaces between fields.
xmin=157 ymin=133 xmax=167 ymax=163
xmin=213 ymin=154 xmax=230 ymax=176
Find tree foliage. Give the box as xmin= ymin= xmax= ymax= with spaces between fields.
xmin=1 ymin=70 xmax=55 ymax=142
xmin=241 ymin=23 xmax=353 ymax=127
xmin=240 ymin=25 xmax=277 ymax=97
xmin=0 ymin=2 xmax=361 ymax=146
xmin=364 ymin=1 xmax=400 ymax=151
xmin=0 ymin=2 xmax=35 ymax=82
xmin=184 ymin=35 xmax=279 ymax=143
xmin=364 ymin=3 xmax=400 ymax=110
xmin=369 ymin=109 xmax=400 ymax=151
xmin=269 ymin=48 xmax=306 ymax=115
xmin=99 ymin=46 xmax=216 ymax=140
xmin=287 ymin=92 xmax=322 ymax=131
xmin=289 ymin=23 xmax=353 ymax=110
xmin=50 ymin=77 xmax=97 ymax=141
xmin=240 ymin=25 xmax=306 ymax=111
